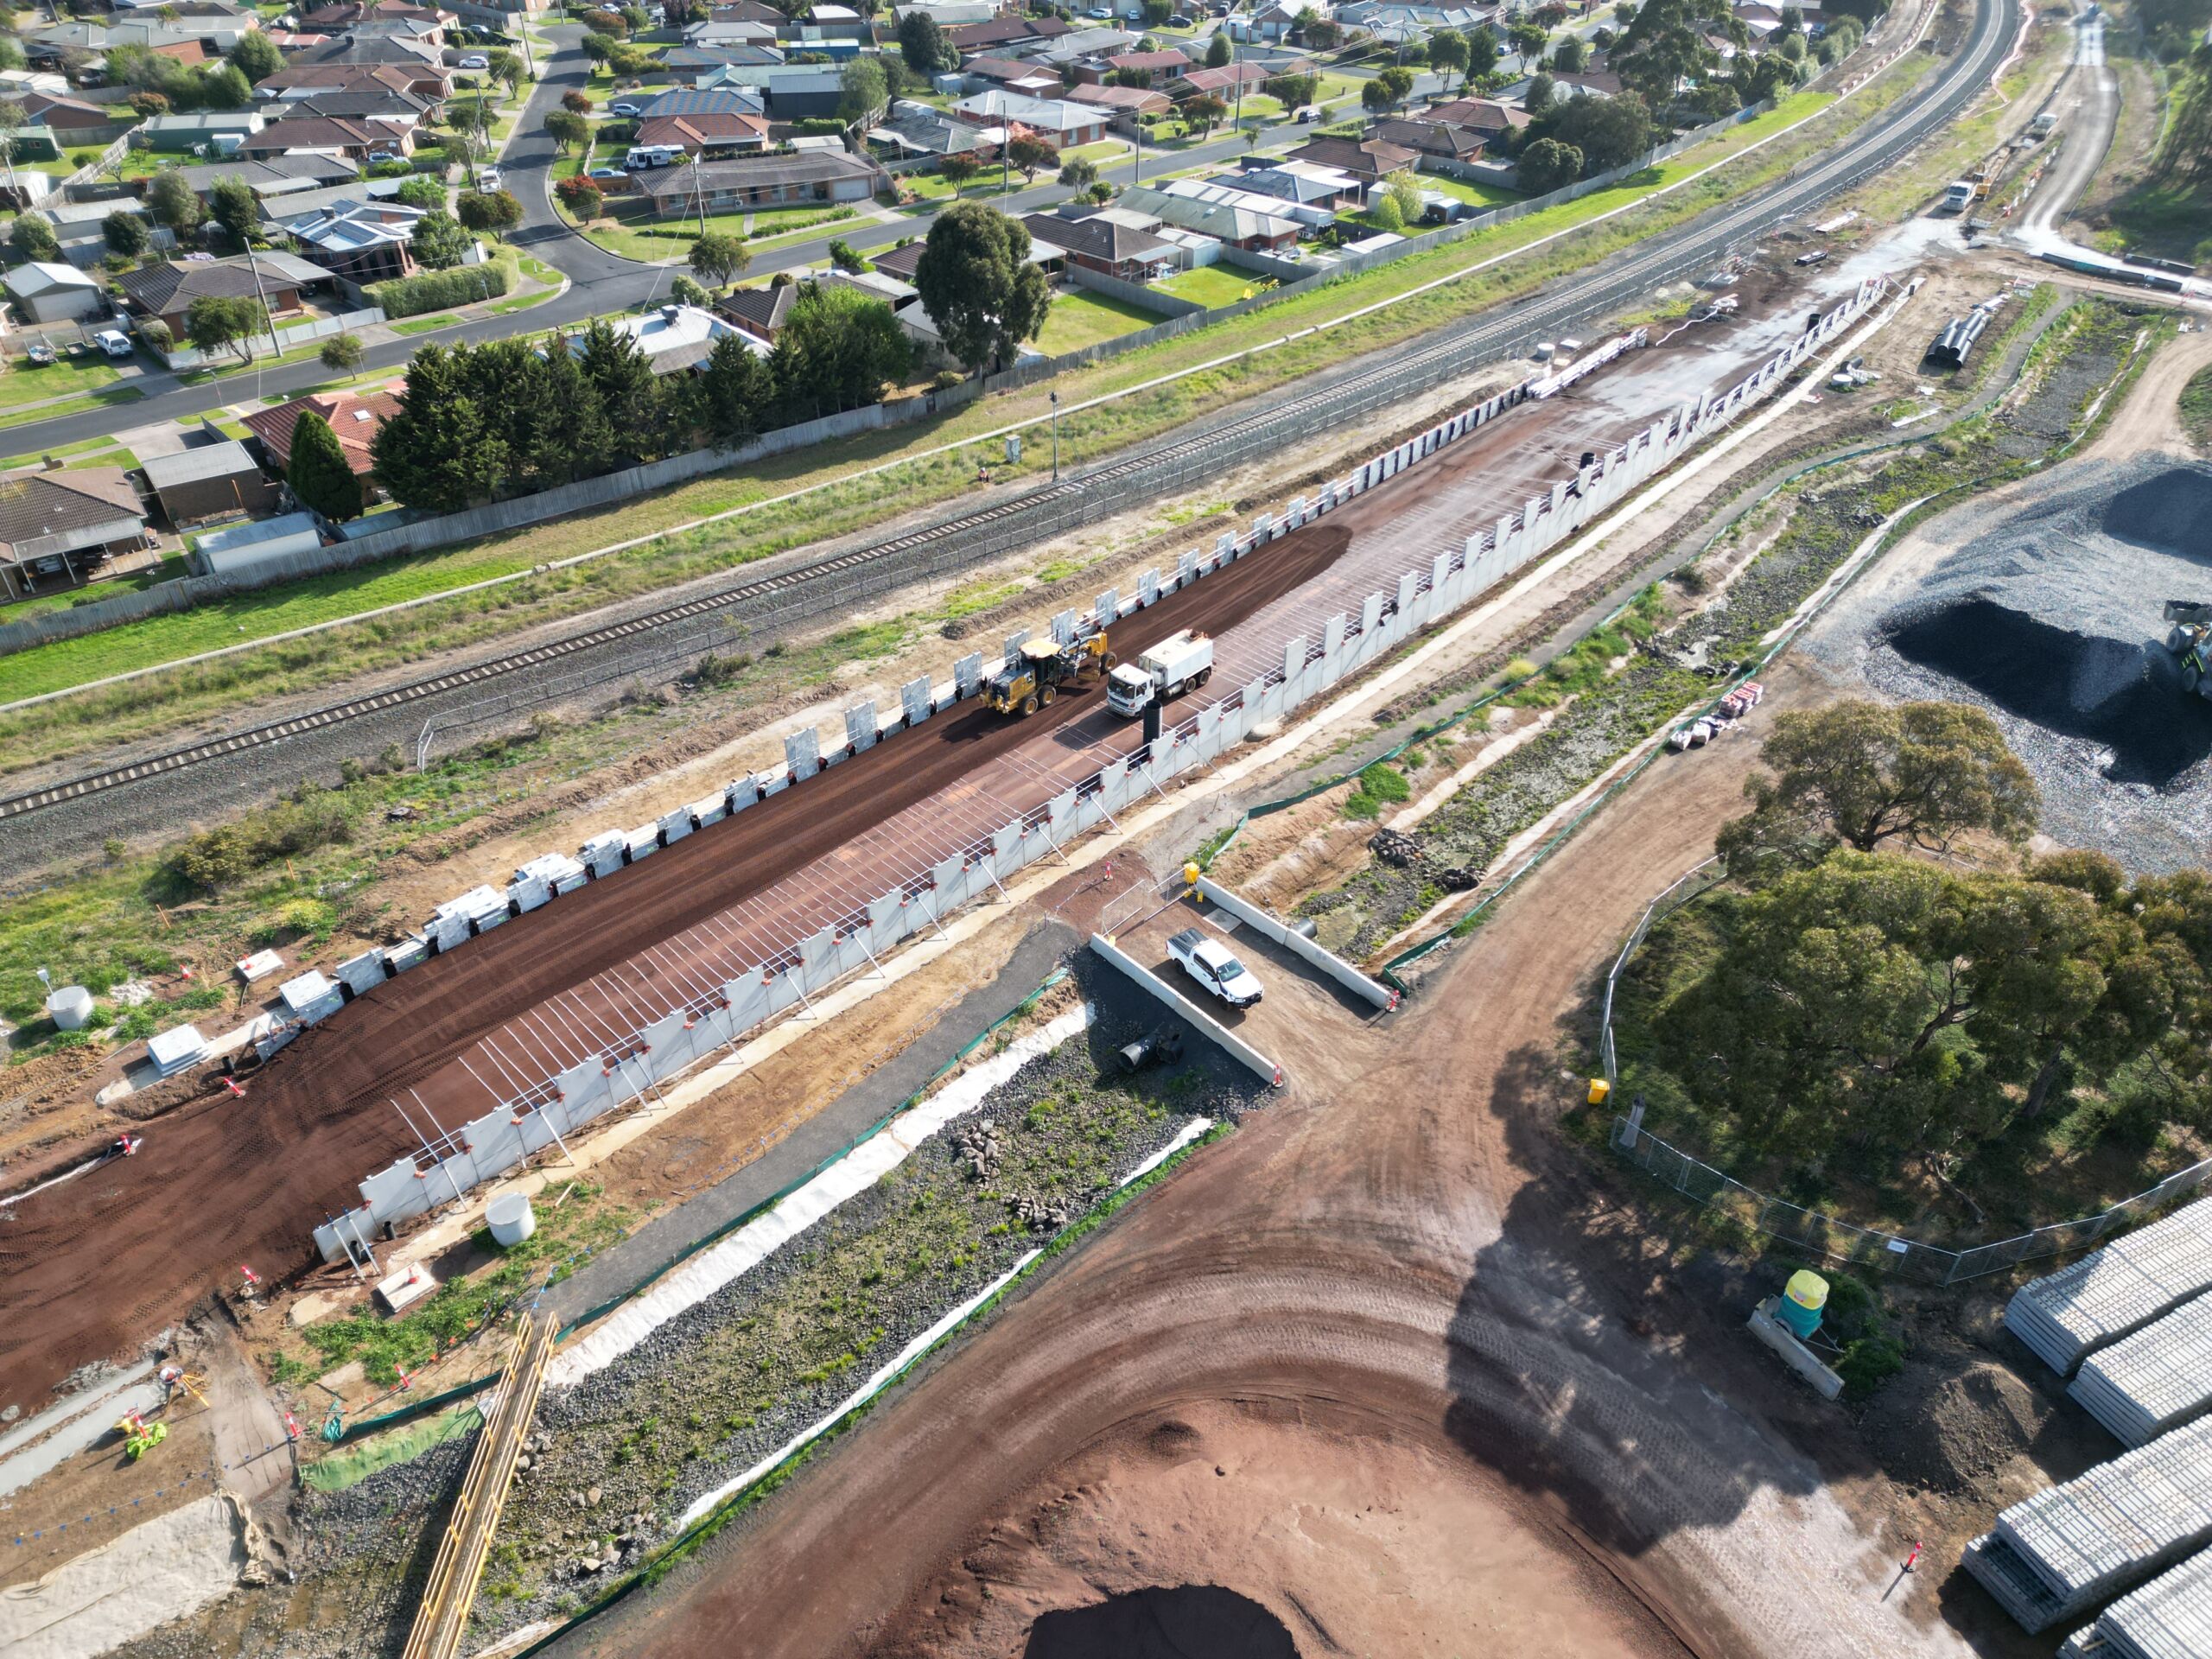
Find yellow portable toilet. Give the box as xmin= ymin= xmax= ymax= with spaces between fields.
xmin=1778 ymin=1269 xmax=1829 ymax=1340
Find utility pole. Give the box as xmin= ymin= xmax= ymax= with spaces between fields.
xmin=1050 ymin=389 xmax=1058 ymax=480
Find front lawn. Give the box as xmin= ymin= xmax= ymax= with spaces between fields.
xmin=0 ymin=353 xmax=121 ymax=410
xmin=1033 ymin=287 xmax=1159 ymax=354
xmin=579 ymin=200 xmax=859 ymax=259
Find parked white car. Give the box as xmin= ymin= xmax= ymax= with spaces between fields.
xmin=1167 ymin=928 xmax=1263 ymax=1008
xmin=609 ymin=99 xmax=643 ymax=116
xmin=477 ymin=166 xmax=502 ymax=190
xmin=458 ymin=53 xmax=490 ymax=67
xmin=91 ymin=329 xmax=134 ymax=359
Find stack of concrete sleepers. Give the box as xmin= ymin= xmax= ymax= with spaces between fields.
xmin=2006 ymin=1197 xmax=2212 ymax=1376
xmin=2070 ymin=1293 xmax=2212 ymax=1446
xmin=2058 ymin=1547 xmax=2212 ymax=1658
xmin=1964 ymin=1416 xmax=2212 ymax=1632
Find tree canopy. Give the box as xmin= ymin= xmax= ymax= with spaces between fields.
xmin=1717 ymin=699 xmax=2041 ymax=875
xmin=1523 ymin=89 xmax=1654 ymax=170
xmin=1516 ymin=136 xmax=1583 ymax=192
xmin=1610 ymin=0 xmax=1744 ymax=105
xmin=287 ymin=410 xmax=364 ymax=521
xmin=912 ymin=202 xmax=1051 ymax=372
xmin=185 ymin=292 xmax=264 ymax=362
xmin=689 ymin=230 xmax=748 ymax=290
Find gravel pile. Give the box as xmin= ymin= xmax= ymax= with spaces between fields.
xmin=1807 ymin=454 xmax=2212 ymax=873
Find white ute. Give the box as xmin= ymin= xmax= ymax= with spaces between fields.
xmin=1167 ymin=927 xmax=1263 ymax=1007
xmin=1107 ymin=628 xmax=1214 ymax=717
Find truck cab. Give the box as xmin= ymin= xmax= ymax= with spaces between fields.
xmin=1107 ymin=628 xmax=1214 ymax=717
xmin=1942 ymin=181 xmax=1977 ymax=212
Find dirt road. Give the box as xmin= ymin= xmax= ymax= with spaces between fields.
xmin=0 ymin=523 xmax=1352 ymax=1415
xmin=556 ymin=680 xmax=1966 ymax=1659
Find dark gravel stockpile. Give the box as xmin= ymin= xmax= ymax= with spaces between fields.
xmin=1814 ymin=455 xmax=2212 ymax=873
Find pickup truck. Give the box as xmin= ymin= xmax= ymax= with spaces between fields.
xmin=1108 ymin=628 xmax=1213 ymax=717
xmin=1167 ymin=928 xmax=1263 ymax=1007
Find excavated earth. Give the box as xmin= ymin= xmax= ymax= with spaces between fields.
xmin=0 ymin=522 xmax=1354 ymax=1416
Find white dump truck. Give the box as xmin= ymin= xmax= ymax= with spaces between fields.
xmin=1107 ymin=629 xmax=1214 ymax=718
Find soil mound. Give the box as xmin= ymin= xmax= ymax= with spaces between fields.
xmin=1883 ymin=597 xmax=2212 ymax=786
xmin=1854 ymin=1355 xmax=2054 ymax=1497
xmin=1023 ymin=1586 xmax=1300 ymax=1659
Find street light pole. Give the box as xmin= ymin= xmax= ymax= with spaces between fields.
xmin=1050 ymin=389 xmax=1058 ymax=480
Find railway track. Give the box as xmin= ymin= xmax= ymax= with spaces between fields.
xmin=0 ymin=0 xmax=2011 ymax=827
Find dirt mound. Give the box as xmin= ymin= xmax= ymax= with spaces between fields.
xmin=1853 ymin=1355 xmax=2054 ymax=1497
xmin=1022 ymin=1586 xmax=1300 ymax=1659
xmin=1883 ymin=597 xmax=2212 ymax=786
xmin=2102 ymin=464 xmax=2212 ymax=558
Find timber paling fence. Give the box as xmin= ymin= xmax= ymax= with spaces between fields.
xmin=1599 ymin=873 xmax=2212 ymax=1286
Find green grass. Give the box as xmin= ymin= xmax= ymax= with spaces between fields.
xmin=1421 ymin=174 xmax=1523 ymax=209
xmin=1032 ymin=289 xmax=1160 ymax=354
xmin=2181 ymin=363 xmax=2212 ymax=453
xmin=0 ymin=385 xmax=143 ymax=430
xmin=0 ymin=432 xmax=128 ymax=469
xmin=1154 ymin=264 xmax=1275 ymax=307
xmin=2096 ymin=177 xmax=2212 ymax=267
xmin=0 ymin=553 xmax=183 ymax=621
xmin=0 ymin=354 xmax=121 ymax=410
xmin=580 ymin=201 xmax=859 ymax=259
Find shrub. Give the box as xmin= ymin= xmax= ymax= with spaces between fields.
xmin=251 ymin=897 xmax=338 ymax=945
xmin=1358 ymin=762 xmax=1411 ymax=803
xmin=1835 ymin=1334 xmax=1905 ymax=1399
xmin=168 ymin=794 xmax=355 ymax=892
xmin=368 ymin=262 xmax=511 ymax=319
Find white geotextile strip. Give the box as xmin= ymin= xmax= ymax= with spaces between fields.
xmin=547 ymin=1003 xmax=1096 ymax=1389
xmin=1117 ymin=1116 xmax=1214 ymax=1189
xmin=0 ymin=1493 xmax=241 ymax=1659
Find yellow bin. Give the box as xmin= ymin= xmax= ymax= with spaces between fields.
xmin=1587 ymin=1077 xmax=1611 ymax=1106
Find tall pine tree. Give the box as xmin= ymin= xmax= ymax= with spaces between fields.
xmin=371 ymin=344 xmax=509 ymax=512
xmin=575 ymin=320 xmax=664 ymax=459
xmin=286 ymin=410 xmax=362 ymax=521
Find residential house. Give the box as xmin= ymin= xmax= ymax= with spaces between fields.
xmin=683 ymin=19 xmax=780 ymax=49
xmin=663 ymin=45 xmax=786 ymax=84
xmin=1370 ymin=116 xmax=1489 ymax=163
xmin=1420 ymin=96 xmax=1530 ymax=146
xmin=570 ymin=302 xmax=764 ymax=376
xmin=1230 ymin=2 xmax=1322 ymax=43
xmin=0 ymin=469 xmax=149 ymax=601
xmin=1065 ymin=48 xmax=1192 ymax=86
xmin=943 ymin=16 xmax=1073 ymax=54
xmin=18 ymin=92 xmax=130 ymax=143
xmin=257 ymin=61 xmax=452 ymax=104
xmin=299 ymin=1 xmax=455 ymax=37
xmin=1549 ymin=68 xmax=1625 ymax=97
xmin=1028 ymin=27 xmax=1138 ymax=70
xmin=714 ymin=280 xmax=795 ymax=344
xmin=284 ymin=35 xmax=446 ymax=69
xmin=2 ymin=262 xmax=105 ymax=323
xmin=252 ymin=176 xmax=406 ymax=231
xmin=42 ymin=197 xmax=167 ymax=270
xmin=892 ymin=0 xmax=997 ymax=23
xmin=963 ymin=56 xmax=1065 ymax=96
xmin=635 ymin=111 xmax=771 ymax=157
xmin=1336 ymin=1 xmax=1491 ymax=30
xmin=241 ymin=385 xmax=402 ymax=486
xmin=141 ymin=441 xmax=276 ymax=528
xmin=115 ymin=252 xmax=327 ymax=338
xmin=949 ymin=91 xmax=1110 ymax=146
xmin=1284 ymin=135 xmax=1417 ymax=188
xmin=241 ymin=116 xmax=408 ymax=161
xmin=137 ymin=111 xmax=266 ymax=153
xmin=707 ymin=0 xmax=785 ymax=21
xmin=1119 ymin=183 xmax=1297 ymax=251
xmin=756 ymin=67 xmax=847 ymax=119
xmin=1234 ymin=159 xmax=1364 ymax=211
xmin=1065 ymin=82 xmax=1170 ymax=132
xmin=1174 ymin=60 xmax=1276 ymax=100
xmin=156 ymin=154 xmax=364 ymax=207
xmin=634 ymin=149 xmax=885 ymax=218
xmin=1020 ymin=210 xmax=1173 ymax=281
xmin=635 ymin=86 xmax=768 ymax=122
xmin=280 ymin=196 xmax=434 ymax=285
xmin=258 ymin=88 xmax=437 ymax=137
xmin=867 ymin=100 xmax=996 ymax=161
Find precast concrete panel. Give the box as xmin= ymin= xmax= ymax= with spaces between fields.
xmin=359 ymin=1162 xmax=416 ymax=1225
xmin=799 ymin=925 xmax=836 ymax=981
xmin=508 ymin=879 xmax=550 ymax=915
xmin=1323 ymin=611 xmax=1347 ymax=661
xmin=1215 ymin=531 xmax=1235 ymax=562
xmin=1428 ymin=552 xmax=1452 ymax=617
xmin=464 ymin=1109 xmax=523 ymax=1181
xmin=1177 ymin=550 xmax=1196 ymax=588
xmin=724 ymin=974 xmax=767 ymax=1038
xmin=1096 ymin=589 xmax=1117 ymax=628
xmin=641 ymin=1007 xmax=696 ymax=1081
xmin=1282 ymin=633 xmax=1306 ymax=683
xmin=1099 ymin=760 xmax=1135 ymax=814
xmin=954 ymin=652 xmax=984 ymax=699
xmin=1252 ymin=513 xmax=1273 ymax=544
xmin=428 ymin=912 xmax=470 ymax=953
xmin=867 ymin=892 xmax=903 ymax=954
xmin=336 ymin=950 xmax=386 ymax=997
xmin=1287 ymin=496 xmax=1306 ymax=527
xmin=991 ymin=822 xmax=1021 ymax=866
xmin=1139 ymin=568 xmax=1160 ymax=606
xmin=931 ymin=852 xmax=969 ymax=914
xmin=727 ymin=775 xmax=760 ymax=814
xmin=1052 ymin=609 xmax=1077 ymax=645
xmin=580 ymin=832 xmax=626 ymax=878
xmin=688 ymin=792 xmax=728 ymax=830
xmin=845 ymin=700 xmax=877 ymax=753
xmin=784 ymin=726 xmax=819 ymax=781
xmin=1395 ymin=570 xmax=1419 ymax=626
xmin=1003 ymin=629 xmax=1030 ymax=665
xmin=658 ymin=808 xmax=693 ymax=845
xmin=1358 ymin=592 xmax=1384 ymax=652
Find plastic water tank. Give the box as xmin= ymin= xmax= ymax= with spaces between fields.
xmin=46 ymin=986 xmax=94 ymax=1031
xmin=486 ymin=1192 xmax=537 ymax=1249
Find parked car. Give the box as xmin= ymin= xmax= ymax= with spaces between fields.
xmin=1168 ymin=10 xmax=1193 ymax=22
xmin=609 ymin=99 xmax=642 ymax=116
xmin=458 ymin=52 xmax=489 ymax=67
xmin=92 ymin=329 xmax=134 ymax=359
xmin=1085 ymin=5 xmax=1113 ymax=15
xmin=1795 ymin=247 xmax=1829 ymax=266
xmin=1167 ymin=928 xmax=1263 ymax=1008
xmin=588 ymin=165 xmax=626 ymax=181
xmin=478 ymin=165 xmax=501 ymax=189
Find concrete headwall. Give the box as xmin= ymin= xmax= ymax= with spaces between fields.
xmin=1088 ymin=932 xmax=1284 ymax=1087
xmin=1192 ymin=874 xmax=1395 ymax=1011
xmin=308 ymin=275 xmax=1887 ymax=1262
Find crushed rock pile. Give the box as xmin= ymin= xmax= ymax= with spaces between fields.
xmin=1807 ymin=454 xmax=2212 ymax=873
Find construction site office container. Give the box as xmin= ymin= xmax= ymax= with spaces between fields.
xmin=579 ymin=831 xmax=626 ymax=879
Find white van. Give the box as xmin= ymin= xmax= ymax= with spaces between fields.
xmin=625 ymin=144 xmax=685 ymax=169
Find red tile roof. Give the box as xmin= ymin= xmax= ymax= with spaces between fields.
xmin=242 ymin=385 xmax=404 ymax=476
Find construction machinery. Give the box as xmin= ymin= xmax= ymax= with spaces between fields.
xmin=1107 ymin=630 xmax=1214 ymax=718
xmin=984 ymin=632 xmax=1116 ymax=717
xmin=2164 ymin=602 xmax=2212 ymax=699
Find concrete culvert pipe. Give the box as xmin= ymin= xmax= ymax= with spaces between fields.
xmin=46 ymin=987 xmax=93 ymax=1031
xmin=486 ymin=1192 xmax=537 ymax=1249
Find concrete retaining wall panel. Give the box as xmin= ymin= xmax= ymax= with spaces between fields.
xmin=464 ymin=1109 xmax=524 ymax=1179
xmin=336 ymin=950 xmax=387 ymax=997
xmin=845 ymin=700 xmax=877 ymax=753
xmin=658 ymin=809 xmax=693 ymax=846
xmin=1089 ymin=934 xmax=1281 ymax=1087
xmin=783 ymin=727 xmax=819 ymax=781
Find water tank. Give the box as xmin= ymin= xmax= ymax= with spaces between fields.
xmin=486 ymin=1192 xmax=537 ymax=1249
xmin=1777 ymin=1269 xmax=1829 ymax=1340
xmin=47 ymin=986 xmax=94 ymax=1031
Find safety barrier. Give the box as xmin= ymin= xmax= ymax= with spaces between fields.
xmin=1192 ymin=875 xmax=1395 ymax=1013
xmin=311 ymin=275 xmax=1889 ymax=1262
xmin=1088 ymin=934 xmax=1283 ymax=1088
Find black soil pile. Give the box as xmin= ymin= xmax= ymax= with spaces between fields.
xmin=2105 ymin=466 xmax=2212 ymax=556
xmin=1024 ymin=1586 xmax=1301 ymax=1659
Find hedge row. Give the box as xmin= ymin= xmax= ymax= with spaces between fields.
xmin=370 ymin=261 xmax=512 ymax=319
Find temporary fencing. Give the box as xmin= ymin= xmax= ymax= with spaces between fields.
xmin=308 ymin=277 xmax=1890 ymax=1267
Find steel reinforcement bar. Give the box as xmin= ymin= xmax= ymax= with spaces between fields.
xmin=402 ymin=1311 xmax=556 ymax=1659
xmin=0 ymin=0 xmax=2015 ymax=826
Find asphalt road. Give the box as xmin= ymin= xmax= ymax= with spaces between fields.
xmin=0 ymin=0 xmax=2018 ymax=862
